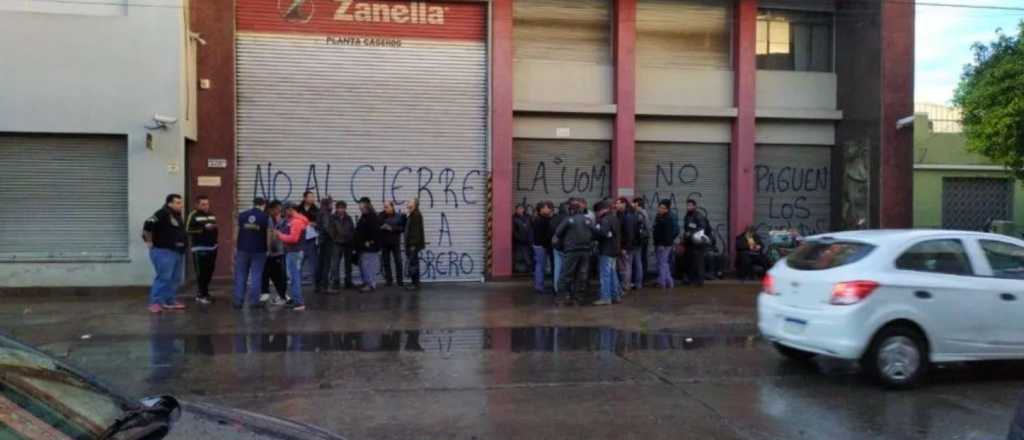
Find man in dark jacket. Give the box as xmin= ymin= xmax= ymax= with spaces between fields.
xmin=553 ymin=199 xmax=595 ymax=304
xmin=512 ymin=205 xmax=532 ymax=273
xmin=652 ymin=199 xmax=678 ymax=289
xmin=593 ymin=201 xmax=621 ymax=306
xmin=632 ymin=197 xmax=651 ymax=287
xmin=380 ymin=201 xmax=407 ymax=287
xmin=328 ymin=200 xmax=356 ymax=291
xmin=550 ymin=201 xmax=571 ymax=295
xmin=735 ymin=226 xmax=769 ymax=281
xmin=356 ymin=197 xmax=382 ymax=292
xmin=682 ymin=199 xmax=715 ymax=287
xmin=186 ymin=195 xmax=219 ymax=304
xmin=315 ymin=197 xmax=334 ymax=293
xmin=615 ymin=197 xmax=637 ymax=292
xmin=404 ymin=198 xmax=426 ymax=290
xmin=530 ymin=201 xmax=554 ymax=293
xmin=143 ymin=194 xmax=188 ymax=313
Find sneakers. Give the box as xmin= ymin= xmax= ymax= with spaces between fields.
xmin=259 ymin=293 xmax=271 ymax=303
xmin=162 ymin=302 xmax=186 ymax=311
xmin=592 ymin=299 xmax=612 ymax=306
xmin=195 ymin=295 xmax=212 ymax=305
xmin=285 ymin=300 xmax=306 ymax=311
xmin=148 ymin=304 xmax=163 ymax=314
xmin=269 ymin=296 xmax=288 ymax=307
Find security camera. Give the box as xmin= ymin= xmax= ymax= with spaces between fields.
xmin=154 ymin=114 xmax=178 ymax=124
xmin=146 ymin=114 xmax=178 ymax=130
xmin=896 ymin=115 xmax=915 ymax=130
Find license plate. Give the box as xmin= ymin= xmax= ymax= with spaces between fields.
xmin=783 ymin=317 xmax=807 ymax=335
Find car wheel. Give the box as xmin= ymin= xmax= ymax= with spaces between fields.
xmin=862 ymin=325 xmax=929 ymax=389
xmin=773 ymin=342 xmax=816 ymax=362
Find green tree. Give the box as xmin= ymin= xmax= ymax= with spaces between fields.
xmin=953 ymin=22 xmax=1024 ymax=179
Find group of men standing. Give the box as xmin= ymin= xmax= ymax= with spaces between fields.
xmin=513 ymin=196 xmax=716 ymax=306
xmin=142 ymin=192 xmax=426 ymax=314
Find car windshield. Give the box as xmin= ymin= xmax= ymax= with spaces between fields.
xmin=786 ymin=240 xmax=875 ymax=271
xmin=0 ymin=336 xmax=128 ymax=440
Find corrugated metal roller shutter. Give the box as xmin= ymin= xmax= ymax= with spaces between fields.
xmin=754 ymin=145 xmax=832 ymax=236
xmin=236 ymin=26 xmax=487 ymax=281
xmin=513 ymin=139 xmax=611 ymax=212
xmin=635 ymin=142 xmax=730 ymax=251
xmin=0 ymin=134 xmax=128 ymax=261
xmin=514 ymin=0 xmax=611 ymax=64
xmin=637 ymin=0 xmax=733 ymax=69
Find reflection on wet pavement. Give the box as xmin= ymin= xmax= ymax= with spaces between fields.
xmin=95 ymin=327 xmax=759 ymax=356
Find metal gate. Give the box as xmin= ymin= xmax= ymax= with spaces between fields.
xmin=236 ymin=2 xmax=488 ymax=281
xmin=754 ymin=145 xmax=832 ymax=236
xmin=0 ymin=134 xmax=128 ymax=261
xmin=942 ymin=177 xmax=1012 ymax=231
xmin=635 ymin=142 xmax=730 ymax=250
xmin=513 ymin=139 xmax=611 ymax=212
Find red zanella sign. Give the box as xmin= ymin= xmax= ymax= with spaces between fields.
xmin=238 ymin=0 xmax=485 ymax=41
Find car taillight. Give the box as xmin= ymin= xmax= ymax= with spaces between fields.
xmin=830 ymin=281 xmax=879 ymax=305
xmin=762 ymin=274 xmax=776 ymax=295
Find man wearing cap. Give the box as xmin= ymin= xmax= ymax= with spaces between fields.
xmin=234 ymin=197 xmax=272 ymax=309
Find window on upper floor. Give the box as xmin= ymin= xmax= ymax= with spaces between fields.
xmin=756 ymin=9 xmax=833 ymax=72
xmin=0 ymin=0 xmax=126 ymax=16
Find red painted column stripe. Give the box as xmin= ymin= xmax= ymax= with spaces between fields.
xmin=879 ymin=0 xmax=915 ymax=228
xmin=730 ymin=0 xmax=757 ymax=256
xmin=612 ymin=0 xmax=636 ymax=198
xmin=490 ymin=0 xmax=514 ymax=278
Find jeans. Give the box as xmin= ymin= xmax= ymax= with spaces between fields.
xmin=639 ymin=243 xmax=650 ymax=281
xmin=406 ymin=246 xmax=421 ymax=286
xmin=234 ymin=250 xmax=267 ymax=306
xmin=552 ymin=250 xmax=564 ymax=294
xmin=630 ymin=249 xmax=644 ymax=289
xmin=618 ymin=250 xmax=632 ymax=291
xmin=381 ymin=244 xmax=404 ymax=286
xmin=285 ymin=251 xmax=305 ymax=305
xmin=301 ymin=239 xmax=317 ymax=284
xmin=531 ymin=245 xmax=547 ymax=292
xmin=262 ymin=255 xmax=288 ymax=299
xmin=359 ymin=251 xmax=380 ymax=289
xmin=191 ymin=250 xmax=217 ymax=297
xmin=329 ymin=244 xmax=353 ymax=287
xmin=599 ymin=256 xmax=621 ymax=302
xmin=149 ymin=248 xmax=184 ymax=306
xmin=655 ymin=246 xmax=674 ymax=289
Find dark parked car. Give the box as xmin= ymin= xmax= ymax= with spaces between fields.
xmin=0 ymin=333 xmax=344 ymax=440
xmin=1011 ymin=392 xmax=1024 ymax=440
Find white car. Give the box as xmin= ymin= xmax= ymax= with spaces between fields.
xmin=758 ymin=229 xmax=1024 ymax=388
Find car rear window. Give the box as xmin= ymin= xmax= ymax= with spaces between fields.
xmin=786 ymin=240 xmax=875 ymax=271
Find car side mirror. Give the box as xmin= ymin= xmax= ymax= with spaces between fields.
xmin=140 ymin=395 xmax=181 ymax=424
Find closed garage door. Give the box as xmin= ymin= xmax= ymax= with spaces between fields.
xmin=513 ymin=139 xmax=611 ymax=212
xmin=0 ymin=134 xmax=128 ymax=261
xmin=754 ymin=145 xmax=832 ymax=236
xmin=236 ymin=1 xmax=488 ymax=281
xmin=635 ymin=142 xmax=730 ymax=250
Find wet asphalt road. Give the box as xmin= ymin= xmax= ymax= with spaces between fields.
xmin=1 ymin=281 xmax=1022 ymax=440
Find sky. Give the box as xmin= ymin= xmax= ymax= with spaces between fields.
xmin=915 ymin=0 xmax=1024 ymax=105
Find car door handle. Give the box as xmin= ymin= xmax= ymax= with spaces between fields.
xmin=1000 ymin=293 xmax=1017 ymax=302
xmin=914 ymin=290 xmax=932 ymax=299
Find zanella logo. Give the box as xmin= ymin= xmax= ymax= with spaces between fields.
xmin=334 ymin=0 xmax=446 ymax=25
xmin=279 ymin=0 xmax=315 ymax=23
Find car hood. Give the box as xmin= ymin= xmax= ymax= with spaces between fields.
xmin=166 ymin=401 xmax=345 ymax=440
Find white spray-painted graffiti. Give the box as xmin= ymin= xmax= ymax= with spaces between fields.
xmin=249 ymin=163 xmax=486 ymax=280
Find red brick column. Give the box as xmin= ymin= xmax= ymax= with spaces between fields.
xmin=612 ymin=0 xmax=637 ymax=198
xmin=490 ymin=0 xmax=515 ymax=278
xmin=189 ymin=0 xmax=237 ymax=278
xmin=729 ymin=0 xmax=757 ymax=254
xmin=879 ymin=0 xmax=914 ymax=228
